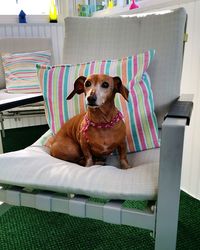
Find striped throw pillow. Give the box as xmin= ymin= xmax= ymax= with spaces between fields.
xmin=2 ymin=50 xmax=51 ymax=93
xmin=37 ymin=50 xmax=159 ymax=153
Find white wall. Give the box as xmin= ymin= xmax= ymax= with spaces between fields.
xmin=178 ymin=0 xmax=200 ymax=200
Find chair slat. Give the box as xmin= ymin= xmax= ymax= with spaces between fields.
xmin=6 ymin=189 xmax=22 ymax=206
xmin=52 ymin=195 xmax=69 ymax=214
xmin=103 ymin=201 xmax=124 ymax=225
xmin=69 ymin=196 xmax=87 ymax=218
xmin=122 ymin=207 xmax=155 ymax=230
xmin=86 ymin=201 xmax=104 ymax=220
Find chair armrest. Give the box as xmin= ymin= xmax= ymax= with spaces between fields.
xmin=0 ymin=93 xmax=44 ymax=112
xmin=164 ymin=94 xmax=193 ymax=126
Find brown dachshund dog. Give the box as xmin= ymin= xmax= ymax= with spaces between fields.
xmin=46 ymin=74 xmax=131 ymax=169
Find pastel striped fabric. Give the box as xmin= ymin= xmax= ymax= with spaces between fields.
xmin=37 ymin=50 xmax=159 ymax=153
xmin=0 ymin=56 xmax=5 ymax=88
xmin=2 ymin=50 xmax=51 ymax=93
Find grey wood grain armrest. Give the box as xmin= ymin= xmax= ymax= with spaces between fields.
xmin=0 ymin=93 xmax=43 ymax=112
xmin=164 ymin=94 xmax=193 ymax=126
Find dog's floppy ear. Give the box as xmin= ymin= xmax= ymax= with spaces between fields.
xmin=67 ymin=76 xmax=86 ymax=100
xmin=113 ymin=76 xmax=129 ymax=101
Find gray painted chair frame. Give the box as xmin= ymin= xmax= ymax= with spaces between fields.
xmin=0 ymin=8 xmax=194 ymax=250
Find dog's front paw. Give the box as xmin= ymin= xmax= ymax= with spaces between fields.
xmin=85 ymin=158 xmax=94 ymax=167
xmin=120 ymin=159 xmax=131 ymax=169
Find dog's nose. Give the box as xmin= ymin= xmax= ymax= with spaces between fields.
xmin=87 ymin=95 xmax=97 ymax=106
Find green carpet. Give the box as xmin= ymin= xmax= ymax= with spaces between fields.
xmin=0 ymin=192 xmax=199 ymax=250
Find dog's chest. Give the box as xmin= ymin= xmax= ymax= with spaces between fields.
xmin=90 ymin=140 xmax=115 ymax=156
xmin=87 ymin=128 xmax=120 ymax=155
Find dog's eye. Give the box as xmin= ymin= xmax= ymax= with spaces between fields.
xmin=101 ymin=82 xmax=109 ymax=88
xmin=85 ymin=81 xmax=91 ymax=88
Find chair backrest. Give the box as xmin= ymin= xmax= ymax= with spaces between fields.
xmin=0 ymin=37 xmax=53 ymax=90
xmin=63 ymin=8 xmax=187 ymax=127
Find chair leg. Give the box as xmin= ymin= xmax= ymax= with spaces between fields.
xmin=154 ymin=118 xmax=186 ymax=250
xmin=0 ymin=131 xmax=3 ymax=154
xmin=154 ymin=195 xmax=181 ymax=250
xmin=0 ymin=202 xmax=12 ymax=216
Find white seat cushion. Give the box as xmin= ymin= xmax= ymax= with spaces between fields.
xmin=0 ymin=140 xmax=159 ymax=200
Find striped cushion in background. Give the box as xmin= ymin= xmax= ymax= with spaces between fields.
xmin=0 ymin=55 xmax=5 ymax=89
xmin=2 ymin=50 xmax=51 ymax=93
xmin=37 ymin=50 xmax=159 ymax=153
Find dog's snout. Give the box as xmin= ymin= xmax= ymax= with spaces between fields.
xmin=87 ymin=95 xmax=97 ymax=106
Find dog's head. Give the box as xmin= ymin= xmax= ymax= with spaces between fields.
xmin=67 ymin=74 xmax=129 ymax=107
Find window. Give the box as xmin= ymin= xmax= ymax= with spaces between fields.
xmin=0 ymin=0 xmax=52 ymax=15
xmin=75 ymin=0 xmax=142 ymax=16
